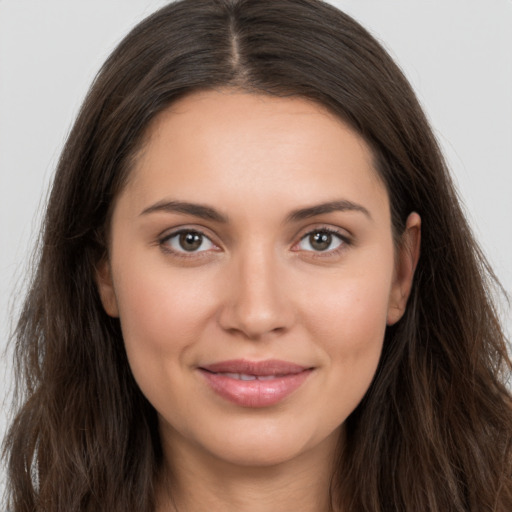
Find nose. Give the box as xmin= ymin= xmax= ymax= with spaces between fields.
xmin=218 ymin=246 xmax=295 ymax=340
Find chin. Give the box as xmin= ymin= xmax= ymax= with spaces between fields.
xmin=190 ymin=417 xmax=342 ymax=470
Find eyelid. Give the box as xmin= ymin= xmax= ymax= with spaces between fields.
xmin=158 ymin=226 xmax=221 ymax=256
xmin=156 ymin=223 xmax=352 ymax=259
xmin=291 ymin=225 xmax=352 ymax=255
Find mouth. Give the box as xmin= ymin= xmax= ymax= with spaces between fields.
xmin=204 ymin=372 xmax=288 ymax=381
xmin=198 ymin=359 xmax=313 ymax=408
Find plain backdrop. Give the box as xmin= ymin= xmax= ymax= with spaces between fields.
xmin=1 ymin=0 xmax=511 ymax=491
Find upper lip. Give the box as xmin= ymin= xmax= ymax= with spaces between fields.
xmin=199 ymin=359 xmax=310 ymax=376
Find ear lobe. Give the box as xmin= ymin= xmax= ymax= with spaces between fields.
xmin=95 ymin=258 xmax=119 ymax=318
xmin=387 ymin=212 xmax=421 ymax=325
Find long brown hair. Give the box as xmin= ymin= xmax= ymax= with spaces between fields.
xmin=4 ymin=1 xmax=511 ymax=510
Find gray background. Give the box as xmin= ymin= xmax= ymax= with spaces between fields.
xmin=1 ymin=0 xmax=511 ymax=492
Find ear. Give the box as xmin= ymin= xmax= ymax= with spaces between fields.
xmin=387 ymin=212 xmax=421 ymax=325
xmin=95 ymin=258 xmax=119 ymax=318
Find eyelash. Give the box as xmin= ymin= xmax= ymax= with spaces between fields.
xmin=293 ymin=227 xmax=351 ymax=257
xmin=159 ymin=228 xmax=219 ymax=259
xmin=158 ymin=226 xmax=351 ymax=259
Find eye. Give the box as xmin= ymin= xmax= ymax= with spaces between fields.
xmin=161 ymin=230 xmax=216 ymax=253
xmin=296 ymin=229 xmax=346 ymax=252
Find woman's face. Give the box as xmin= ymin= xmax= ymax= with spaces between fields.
xmin=97 ymin=91 xmax=419 ymax=469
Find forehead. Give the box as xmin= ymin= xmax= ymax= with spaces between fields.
xmin=120 ymin=90 xmax=389 ymax=221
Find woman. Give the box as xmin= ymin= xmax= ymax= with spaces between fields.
xmin=3 ymin=0 xmax=511 ymax=511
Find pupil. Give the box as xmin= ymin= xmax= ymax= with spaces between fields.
xmin=310 ymin=232 xmax=331 ymax=251
xmin=179 ymin=232 xmax=202 ymax=251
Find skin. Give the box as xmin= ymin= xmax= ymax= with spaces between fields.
xmin=97 ymin=90 xmax=420 ymax=512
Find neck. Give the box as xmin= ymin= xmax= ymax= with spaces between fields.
xmin=156 ymin=427 xmax=342 ymax=512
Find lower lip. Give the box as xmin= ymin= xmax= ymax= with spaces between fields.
xmin=199 ymin=369 xmax=313 ymax=408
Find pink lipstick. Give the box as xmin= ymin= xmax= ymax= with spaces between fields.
xmin=198 ymin=359 xmax=313 ymax=408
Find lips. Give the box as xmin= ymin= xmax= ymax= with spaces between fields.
xmin=198 ymin=359 xmax=313 ymax=408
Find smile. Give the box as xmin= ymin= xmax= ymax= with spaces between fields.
xmin=214 ymin=372 xmax=287 ymax=381
xmin=199 ymin=359 xmax=313 ymax=408
xmin=198 ymin=359 xmax=313 ymax=408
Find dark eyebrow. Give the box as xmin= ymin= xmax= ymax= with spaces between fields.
xmin=139 ymin=200 xmax=228 ymax=223
xmin=286 ymin=200 xmax=372 ymax=222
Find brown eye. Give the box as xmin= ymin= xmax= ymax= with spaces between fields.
xmin=162 ymin=230 xmax=216 ymax=253
xmin=179 ymin=232 xmax=203 ymax=251
xmin=309 ymin=232 xmax=332 ymax=251
xmin=297 ymin=229 xmax=344 ymax=252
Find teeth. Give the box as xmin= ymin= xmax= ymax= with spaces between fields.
xmin=223 ymin=372 xmax=241 ymax=380
xmin=217 ymin=372 xmax=279 ymax=381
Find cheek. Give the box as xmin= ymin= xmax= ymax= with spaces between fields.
xmin=116 ymin=249 xmax=214 ymax=329
xmin=304 ymin=258 xmax=392 ymax=348
xmin=301 ymin=267 xmax=393 ymax=414
xmin=328 ymin=281 xmax=389 ymax=350
xmin=111 ymin=256 xmax=219 ymax=384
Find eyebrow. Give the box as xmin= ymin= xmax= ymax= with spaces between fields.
xmin=139 ymin=198 xmax=371 ymax=224
xmin=140 ymin=200 xmax=229 ymax=223
xmin=286 ymin=200 xmax=372 ymax=222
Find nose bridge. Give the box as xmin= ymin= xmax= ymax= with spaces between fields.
xmin=219 ymin=241 xmax=293 ymax=339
